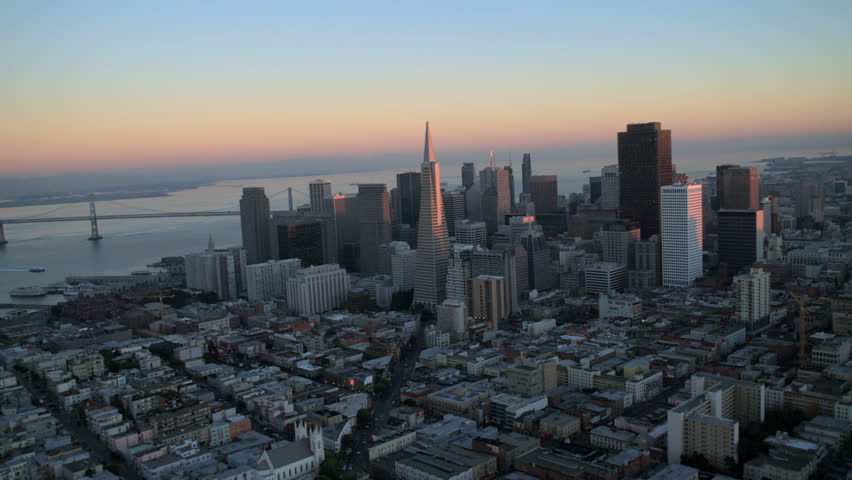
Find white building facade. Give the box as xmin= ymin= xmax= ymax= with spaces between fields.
xmin=286 ymin=264 xmax=350 ymax=316
xmin=661 ymin=184 xmax=703 ymax=287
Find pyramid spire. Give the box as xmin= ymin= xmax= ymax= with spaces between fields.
xmin=207 ymin=234 xmax=215 ymax=253
xmin=424 ymin=121 xmax=436 ymax=163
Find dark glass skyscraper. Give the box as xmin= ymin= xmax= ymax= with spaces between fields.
xmin=529 ymin=175 xmax=559 ymax=214
xmin=716 ymin=165 xmax=759 ymax=210
xmin=618 ymin=122 xmax=672 ymax=239
xmin=503 ymin=165 xmax=515 ymax=209
xmin=358 ymin=184 xmax=392 ymax=276
xmin=522 ymin=153 xmax=532 ymax=195
xmin=239 ymin=187 xmax=271 ymax=264
xmin=461 ymin=163 xmax=476 ymax=189
xmin=396 ymin=171 xmax=421 ymax=229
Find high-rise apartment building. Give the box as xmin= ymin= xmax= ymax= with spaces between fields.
xmin=718 ymin=209 xmax=764 ymax=274
xmin=286 ymin=264 xmax=350 ymax=316
xmin=442 ymin=190 xmax=466 ymax=236
xmin=413 ymin=123 xmax=451 ymax=310
xmin=601 ymin=165 xmax=619 ymax=210
xmin=461 ymin=163 xmax=476 ymax=189
xmin=396 ymin=171 xmax=421 ymax=229
xmin=521 ymin=153 xmax=532 ymax=195
xmin=454 ymin=220 xmax=487 ymax=248
xmin=529 ymin=175 xmax=558 ymax=214
xmin=185 ymin=241 xmax=247 ymax=301
xmin=716 ymin=165 xmax=759 ymax=210
xmin=239 ymin=187 xmax=271 ymax=264
xmin=358 ymin=184 xmax=392 ymax=276
xmin=661 ymin=184 xmax=703 ymax=287
xmin=601 ymin=220 xmax=641 ymax=267
xmin=472 ymin=245 xmax=526 ymax=315
xmin=521 ymin=232 xmax=555 ymax=292
xmin=734 ymin=267 xmax=770 ymax=328
xmin=309 ymin=179 xmax=331 ymax=213
xmin=246 ymin=258 xmax=302 ymax=302
xmin=472 ymin=275 xmax=506 ymax=330
xmin=618 ymin=122 xmax=673 ymax=238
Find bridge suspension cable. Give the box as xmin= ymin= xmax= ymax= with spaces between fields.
xmin=5 ymin=202 xmax=77 ymax=221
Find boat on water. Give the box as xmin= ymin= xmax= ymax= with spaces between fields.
xmin=29 ymin=267 xmax=46 ymax=272
xmin=10 ymin=286 xmax=47 ymax=297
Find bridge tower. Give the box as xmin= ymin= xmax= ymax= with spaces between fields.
xmin=0 ymin=222 xmax=6 ymax=245
xmin=88 ymin=194 xmax=102 ymax=241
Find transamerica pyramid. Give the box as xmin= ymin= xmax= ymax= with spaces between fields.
xmin=412 ymin=122 xmax=450 ymax=310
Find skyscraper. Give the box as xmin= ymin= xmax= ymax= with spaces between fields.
xmin=618 ymin=122 xmax=673 ymax=238
xmin=716 ymin=165 xmax=759 ymax=210
xmin=446 ymin=244 xmax=474 ymax=312
xmin=601 ymin=165 xmax=620 ymax=210
xmin=396 ymin=171 xmax=422 ymax=228
xmin=522 ymin=153 xmax=532 ymax=195
xmin=601 ymin=220 xmax=641 ymax=267
xmin=472 ymin=275 xmax=506 ymax=331
xmin=309 ymin=179 xmax=332 ymax=213
xmin=661 ymin=184 xmax=703 ymax=287
xmin=589 ymin=176 xmax=602 ymax=205
xmin=442 ymin=190 xmax=466 ymax=236
xmin=798 ymin=180 xmax=824 ymax=223
xmin=503 ymin=164 xmax=516 ymax=209
xmin=269 ymin=213 xmax=325 ymax=267
xmin=454 ymin=220 xmax=487 ymax=248
xmin=480 ymin=156 xmax=512 ymax=235
xmin=529 ymin=175 xmax=559 ymax=214
xmin=461 ymin=163 xmax=476 ymax=189
xmin=239 ymin=187 xmax=271 ymax=265
xmin=413 ymin=122 xmax=451 ymax=310
xmin=718 ymin=209 xmax=764 ymax=274
xmin=358 ymin=184 xmax=392 ymax=276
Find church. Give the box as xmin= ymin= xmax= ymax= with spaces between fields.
xmin=255 ymin=421 xmax=325 ymax=480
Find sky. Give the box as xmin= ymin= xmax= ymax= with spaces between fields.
xmin=1 ymin=1 xmax=851 ymax=177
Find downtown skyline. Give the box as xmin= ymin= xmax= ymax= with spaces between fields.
xmin=2 ymin=1 xmax=852 ymax=176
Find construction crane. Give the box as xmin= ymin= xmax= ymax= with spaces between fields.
xmin=787 ymin=288 xmax=809 ymax=368
xmin=123 ymin=293 xmax=176 ymax=320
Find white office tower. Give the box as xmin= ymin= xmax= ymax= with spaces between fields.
xmin=734 ymin=267 xmax=770 ymax=328
xmin=661 ymin=184 xmax=703 ymax=287
xmin=437 ymin=299 xmax=468 ymax=342
xmin=446 ymin=244 xmax=474 ymax=312
xmin=309 ymin=179 xmax=332 ymax=212
xmin=185 ymin=239 xmax=246 ymax=300
xmin=391 ymin=243 xmax=417 ymax=291
xmin=286 ymin=264 xmax=350 ymax=315
xmin=454 ymin=219 xmax=487 ymax=248
xmin=601 ymin=164 xmax=620 ymax=210
xmin=413 ymin=122 xmax=451 ymax=310
xmin=246 ymin=258 xmax=302 ymax=302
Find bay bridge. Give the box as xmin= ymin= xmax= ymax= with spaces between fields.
xmin=0 ymin=187 xmax=305 ymax=245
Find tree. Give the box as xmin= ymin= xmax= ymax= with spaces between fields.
xmin=391 ymin=290 xmax=414 ymax=310
xmin=197 ymin=291 xmax=219 ymax=304
xmin=357 ymin=408 xmax=372 ymax=428
xmin=341 ymin=434 xmax=354 ymax=450
xmin=374 ymin=377 xmax=389 ymax=395
xmin=319 ymin=451 xmax=341 ymax=479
